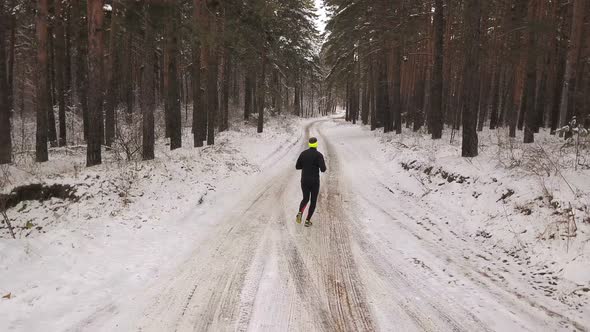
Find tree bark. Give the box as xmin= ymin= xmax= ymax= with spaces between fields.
xmin=104 ymin=1 xmax=121 ymax=147
xmin=192 ymin=0 xmax=203 ymax=147
xmin=36 ymin=0 xmax=50 ymax=162
xmin=54 ymin=0 xmax=67 ymax=146
xmin=47 ymin=30 xmax=58 ymax=146
xmin=141 ymin=5 xmax=156 ymax=160
xmin=257 ymin=52 xmax=266 ymax=133
xmin=166 ymin=4 xmax=182 ymax=150
xmin=123 ymin=5 xmax=134 ymax=123
xmin=87 ymin=0 xmax=105 ymax=166
xmin=199 ymin=0 xmax=209 ymax=144
xmin=489 ymin=65 xmax=501 ymax=130
xmin=75 ymin=0 xmax=89 ymax=140
xmin=524 ymin=0 xmax=538 ymax=143
xmin=392 ymin=45 xmax=402 ymax=134
xmin=64 ymin=3 xmax=72 ymax=99
xmin=0 ymin=0 xmax=12 ymax=164
xmin=206 ymin=14 xmax=217 ymax=145
xmin=244 ymin=71 xmax=252 ymax=120
xmin=430 ymin=0 xmax=444 ymax=139
xmin=558 ymin=0 xmax=585 ymax=128
xmin=6 ymin=1 xmax=15 ymax=112
xmin=294 ymin=71 xmax=300 ymax=116
xmin=221 ymin=49 xmax=230 ymax=131
xmin=461 ymin=0 xmax=481 ymax=157
xmin=380 ymin=49 xmax=391 ymax=132
xmin=508 ymin=1 xmax=526 ymax=138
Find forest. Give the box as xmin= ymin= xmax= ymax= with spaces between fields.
xmin=1 ymin=0 xmax=588 ymax=166
xmin=1 ymin=1 xmax=590 ymax=330
xmin=0 ymin=0 xmax=321 ymax=167
xmin=322 ymin=0 xmax=590 ymax=157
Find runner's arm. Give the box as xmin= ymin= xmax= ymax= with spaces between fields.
xmin=319 ymin=154 xmax=327 ymax=173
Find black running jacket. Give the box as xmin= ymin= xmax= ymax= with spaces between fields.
xmin=296 ymin=148 xmax=327 ymax=182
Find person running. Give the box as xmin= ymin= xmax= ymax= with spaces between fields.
xmin=295 ymin=137 xmax=327 ymax=227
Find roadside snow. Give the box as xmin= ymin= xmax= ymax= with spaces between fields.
xmin=0 ymin=115 xmax=302 ymax=331
xmin=2 ymin=113 xmax=588 ymax=331
xmin=358 ymin=122 xmax=590 ymax=323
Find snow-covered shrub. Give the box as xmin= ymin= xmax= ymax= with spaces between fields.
xmin=556 ymin=116 xmax=590 ymax=170
xmin=111 ymin=119 xmax=142 ymax=161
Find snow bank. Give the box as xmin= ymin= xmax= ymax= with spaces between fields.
xmin=0 ymin=114 xmax=301 ymax=331
xmin=367 ymin=124 xmax=590 ymax=321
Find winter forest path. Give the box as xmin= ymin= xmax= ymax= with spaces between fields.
xmin=132 ymin=118 xmax=584 ymax=332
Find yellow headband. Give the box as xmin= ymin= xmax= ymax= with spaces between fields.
xmin=309 ymin=142 xmax=318 ymax=148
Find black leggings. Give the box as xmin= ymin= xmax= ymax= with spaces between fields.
xmin=299 ymin=180 xmax=320 ymax=220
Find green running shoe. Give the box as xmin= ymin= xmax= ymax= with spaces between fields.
xmin=304 ymin=220 xmax=312 ymax=227
xmin=296 ymin=212 xmax=302 ymax=224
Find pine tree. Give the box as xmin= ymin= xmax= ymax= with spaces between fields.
xmin=54 ymin=0 xmax=68 ymax=147
xmin=86 ymin=0 xmax=105 ymax=166
xmin=430 ymin=0 xmax=444 ymax=139
xmin=141 ymin=4 xmax=156 ymax=160
xmin=165 ymin=4 xmax=181 ymax=150
xmin=35 ymin=0 xmax=50 ymax=163
xmin=0 ymin=0 xmax=11 ymax=164
xmin=461 ymin=0 xmax=481 ymax=157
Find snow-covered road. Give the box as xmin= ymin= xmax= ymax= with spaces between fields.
xmin=5 ymin=118 xmax=586 ymax=331
xmin=127 ymin=118 xmax=584 ymax=331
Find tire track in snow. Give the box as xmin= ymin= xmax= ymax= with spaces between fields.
xmin=137 ymin=122 xmax=319 ymax=331
xmin=310 ymin=123 xmax=377 ymax=331
xmin=315 ymin=120 xmax=500 ymax=332
xmin=317 ymin=119 xmax=587 ymax=331
xmin=181 ymin=174 xmax=292 ymax=332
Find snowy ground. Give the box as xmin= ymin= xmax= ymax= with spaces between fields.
xmin=0 ymin=115 xmax=304 ymax=330
xmin=1 ymin=114 xmax=589 ymax=331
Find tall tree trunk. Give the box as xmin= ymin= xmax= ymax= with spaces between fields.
xmin=124 ymin=18 xmax=134 ymax=122
xmin=369 ymin=55 xmax=377 ymax=130
xmin=508 ymin=1 xmax=526 ymax=138
xmin=294 ymin=71 xmax=300 ymax=116
xmin=47 ymin=29 xmax=58 ymax=146
xmin=489 ymin=65 xmax=501 ymax=130
xmin=192 ymin=0 xmax=203 ymax=147
xmin=199 ymin=2 xmax=209 ymax=144
xmin=524 ymin=0 xmax=538 ymax=143
xmin=392 ymin=45 xmax=402 ymax=134
xmin=64 ymin=3 xmax=72 ymax=100
xmin=163 ymin=25 xmax=171 ymax=139
xmin=551 ymin=51 xmax=566 ymax=133
xmin=413 ymin=64 xmax=426 ymax=132
xmin=257 ymin=53 xmax=266 ymax=133
xmin=477 ymin=66 xmax=488 ymax=132
xmin=87 ymin=0 xmax=105 ymax=166
xmin=276 ymin=71 xmax=282 ymax=115
xmin=361 ymin=63 xmax=369 ymax=125
xmin=461 ymin=0 xmax=481 ymax=157
xmin=221 ymin=50 xmax=230 ymax=131
xmin=141 ymin=5 xmax=156 ymax=159
xmin=244 ymin=70 xmax=252 ymax=120
xmin=75 ymin=0 xmax=89 ymax=140
xmin=54 ymin=0 xmax=67 ymax=146
xmin=0 ymin=0 xmax=12 ymax=164
xmin=105 ymin=1 xmax=121 ymax=147
xmin=166 ymin=4 xmax=182 ymax=150
xmin=6 ymin=1 xmax=15 ymax=112
xmin=430 ymin=0 xmax=444 ymax=139
xmin=534 ymin=65 xmax=547 ymax=132
xmin=558 ymin=0 xmax=585 ymax=129
xmin=36 ymin=0 xmax=50 ymax=162
xmin=206 ymin=15 xmax=217 ymax=145
xmin=376 ymin=60 xmax=385 ymax=129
